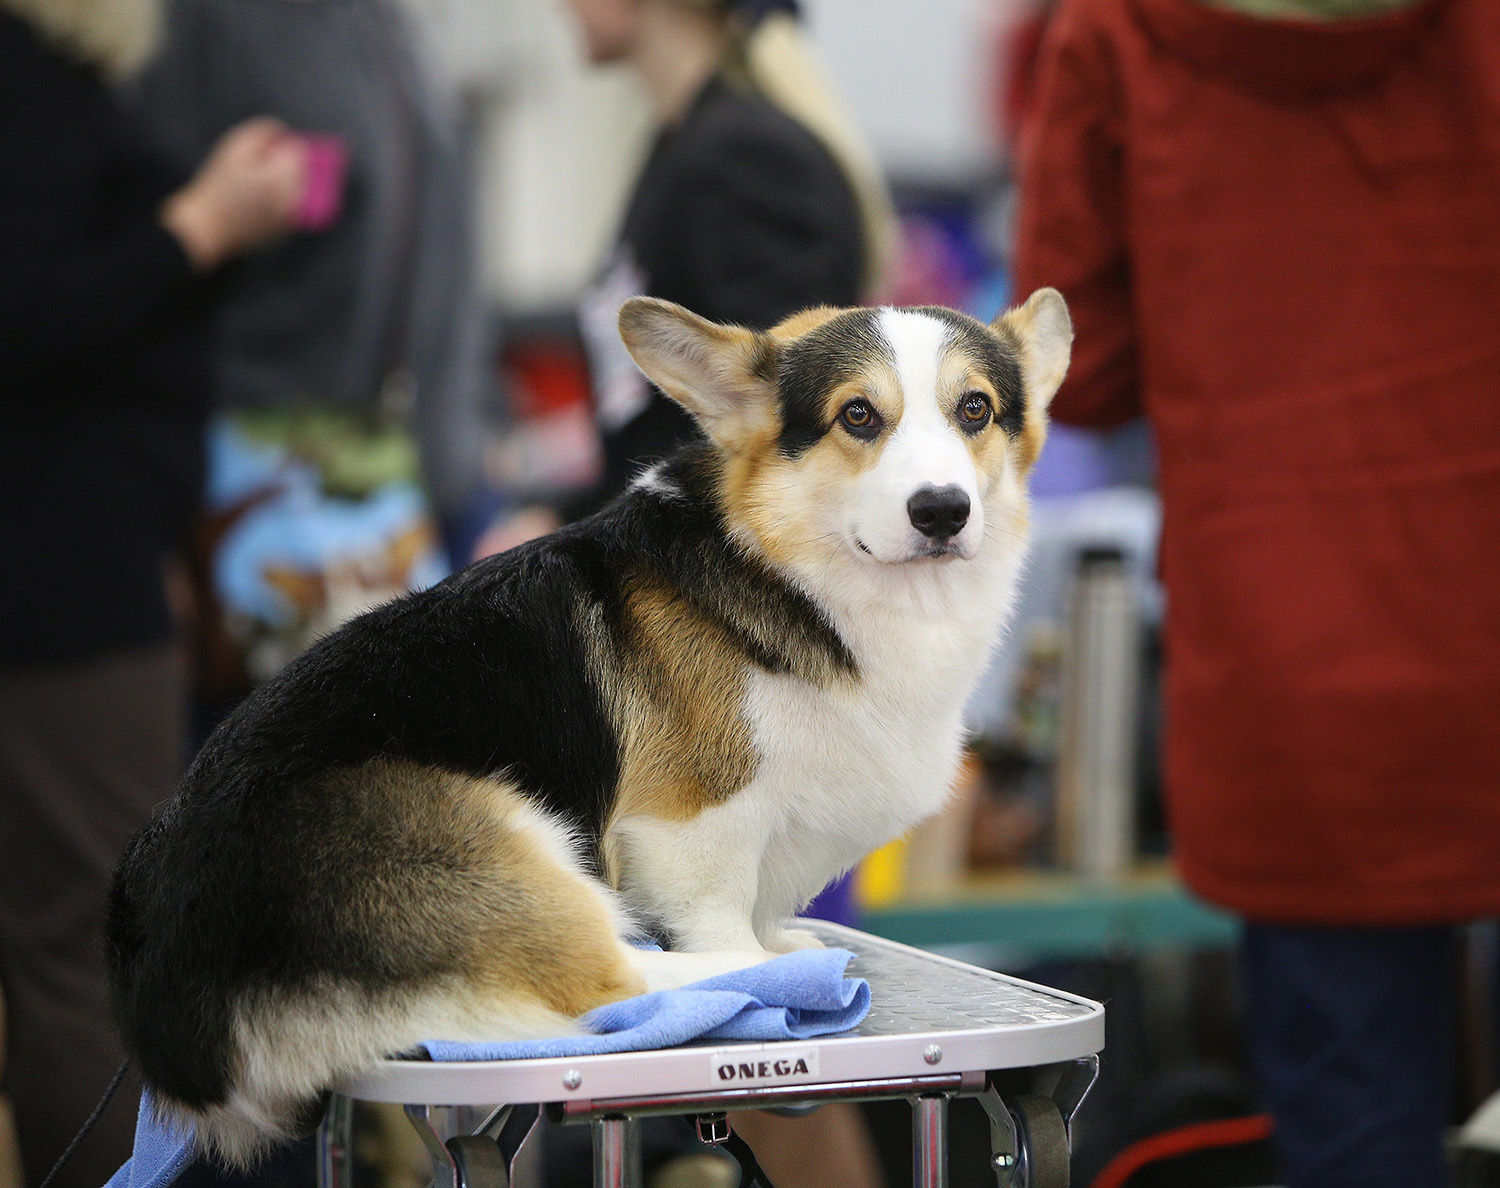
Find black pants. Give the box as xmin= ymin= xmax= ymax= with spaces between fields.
xmin=1241 ymin=922 xmax=1456 ymax=1188
xmin=0 ymin=646 xmax=184 ymax=1188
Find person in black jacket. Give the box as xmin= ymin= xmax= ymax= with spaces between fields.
xmin=473 ymin=0 xmax=891 ymax=554
xmin=0 ymin=2 xmax=303 ymax=1182
xmin=568 ymin=0 xmax=897 ymax=508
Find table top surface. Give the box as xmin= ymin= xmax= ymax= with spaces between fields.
xmin=335 ymin=921 xmax=1105 ymax=1107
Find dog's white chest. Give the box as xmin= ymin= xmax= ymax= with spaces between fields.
xmin=749 ymin=633 xmax=970 ymax=826
xmin=735 ymin=602 xmax=998 ymax=921
xmin=742 ymin=549 xmax=1025 ymax=915
xmin=602 ymin=588 xmax=1007 ymax=952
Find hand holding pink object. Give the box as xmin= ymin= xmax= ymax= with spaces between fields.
xmin=289 ymin=133 xmax=349 ymax=232
xmin=159 ymin=117 xmax=309 ymax=270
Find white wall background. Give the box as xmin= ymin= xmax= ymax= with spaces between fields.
xmin=807 ymin=0 xmax=1017 ymax=186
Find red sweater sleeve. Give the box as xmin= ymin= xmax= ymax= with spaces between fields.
xmin=1011 ymin=0 xmax=1142 ymax=427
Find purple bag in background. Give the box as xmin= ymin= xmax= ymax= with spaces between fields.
xmin=804 ymin=871 xmax=859 ymax=928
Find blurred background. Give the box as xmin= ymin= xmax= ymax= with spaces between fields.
xmin=3 ymin=0 xmax=1499 ymax=1186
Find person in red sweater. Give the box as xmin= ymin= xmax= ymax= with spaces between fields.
xmin=1012 ymin=0 xmax=1500 ymax=1184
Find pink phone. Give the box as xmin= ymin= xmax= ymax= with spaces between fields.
xmin=292 ymin=134 xmax=349 ymax=232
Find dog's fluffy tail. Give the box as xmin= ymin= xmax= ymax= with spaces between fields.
xmin=176 ymin=948 xmax=776 ymax=1165
xmin=162 ymin=983 xmax=584 ymax=1168
xmin=176 ymin=951 xmax=770 ymax=1166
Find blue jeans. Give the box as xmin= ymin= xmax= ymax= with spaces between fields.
xmin=1240 ymin=922 xmax=1455 ymax=1188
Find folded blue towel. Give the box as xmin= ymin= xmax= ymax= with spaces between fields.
xmin=105 ymin=948 xmax=868 ymax=1188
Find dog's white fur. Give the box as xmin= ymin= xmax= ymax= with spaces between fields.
xmin=846 ymin=310 xmax=992 ymax=563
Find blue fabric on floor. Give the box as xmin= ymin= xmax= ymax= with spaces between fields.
xmin=104 ymin=948 xmax=868 ymax=1188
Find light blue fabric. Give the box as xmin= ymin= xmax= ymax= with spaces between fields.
xmin=104 ymin=1093 xmax=194 ymax=1188
xmin=104 ymin=948 xmax=868 ymax=1188
xmin=424 ymin=947 xmax=869 ymax=1060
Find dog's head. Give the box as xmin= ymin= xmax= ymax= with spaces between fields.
xmin=618 ymin=291 xmax=1070 ymax=573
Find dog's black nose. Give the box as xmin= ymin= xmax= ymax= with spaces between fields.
xmin=907 ymin=485 xmax=971 ymax=539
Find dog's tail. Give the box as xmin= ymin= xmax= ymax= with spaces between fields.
xmin=160 ymin=951 xmax=770 ymax=1166
xmin=105 ymin=817 xmax=253 ymax=1153
xmin=105 ymin=807 xmax=429 ymax=1164
xmin=106 ymin=817 xmax=358 ymax=1165
xmin=114 ymin=965 xmax=587 ymax=1168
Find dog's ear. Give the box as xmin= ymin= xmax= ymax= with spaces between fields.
xmin=993 ymin=288 xmax=1072 ymax=411
xmin=618 ymin=297 xmax=780 ymax=453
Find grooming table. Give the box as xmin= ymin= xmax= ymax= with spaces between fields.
xmin=318 ymin=922 xmax=1104 ymax=1188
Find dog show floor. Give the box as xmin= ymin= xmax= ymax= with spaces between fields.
xmin=325 ymin=923 xmax=1104 ymax=1187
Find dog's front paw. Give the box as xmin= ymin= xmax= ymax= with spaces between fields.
xmin=762 ymin=926 xmax=827 ymax=954
xmin=631 ymin=947 xmax=772 ymax=993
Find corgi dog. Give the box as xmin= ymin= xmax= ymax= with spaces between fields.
xmin=105 ymin=290 xmax=1072 ymax=1164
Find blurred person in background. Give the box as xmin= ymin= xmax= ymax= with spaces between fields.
xmin=0 ymin=0 xmax=303 ymax=1181
xmin=475 ymin=0 xmax=897 ymax=561
xmin=129 ymin=0 xmax=497 ymax=711
xmin=1011 ymin=0 xmax=1500 ymax=1185
xmin=565 ymin=0 xmax=895 ymax=509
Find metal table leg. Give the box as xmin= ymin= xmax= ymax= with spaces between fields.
xmin=912 ymin=1094 xmax=949 ymax=1188
xmin=591 ymin=1116 xmax=641 ymax=1188
xmin=317 ymin=1095 xmax=355 ymax=1188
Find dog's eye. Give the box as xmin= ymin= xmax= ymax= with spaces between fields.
xmin=958 ymin=392 xmax=993 ymax=431
xmin=838 ymin=400 xmax=882 ymax=439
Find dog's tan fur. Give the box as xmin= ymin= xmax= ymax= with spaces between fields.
xmin=618 ymin=303 xmax=781 ymax=457
xmin=606 ymin=574 xmax=759 ymax=821
xmin=993 ymin=304 xmax=1066 ymax=472
xmin=766 ymin=306 xmax=845 ymax=342
xmin=309 ymin=760 xmax=644 ymax=1017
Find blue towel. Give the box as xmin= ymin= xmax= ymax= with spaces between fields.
xmin=424 ymin=947 xmax=869 ymax=1060
xmin=105 ymin=948 xmax=868 ymax=1188
xmin=104 ymin=1097 xmax=193 ymax=1188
